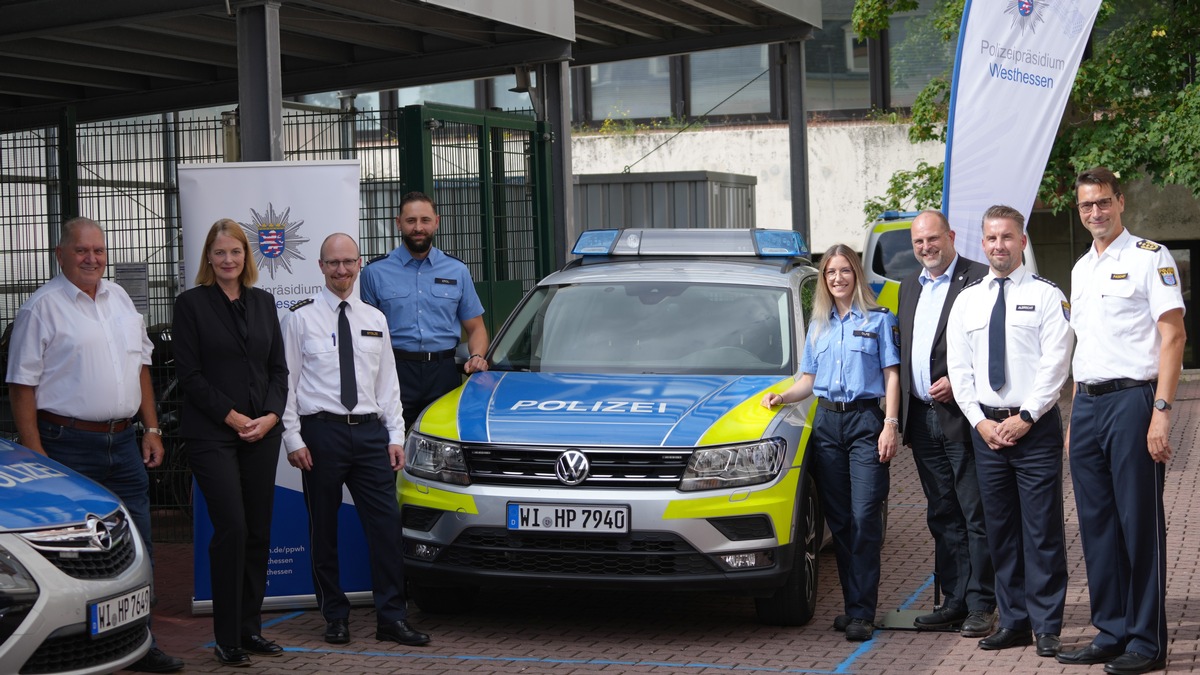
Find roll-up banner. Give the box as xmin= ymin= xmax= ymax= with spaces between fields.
xmin=942 ymin=0 xmax=1102 ymax=263
xmin=178 ymin=160 xmax=375 ymax=613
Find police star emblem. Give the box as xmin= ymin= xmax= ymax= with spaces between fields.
xmin=1061 ymin=300 xmax=1070 ymax=321
xmin=1005 ymin=0 xmax=1047 ymax=34
xmin=1159 ymin=267 xmax=1178 ymax=286
xmin=239 ymin=203 xmax=311 ymax=280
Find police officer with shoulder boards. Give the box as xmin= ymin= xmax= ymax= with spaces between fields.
xmin=281 ymin=233 xmax=430 ymax=648
xmin=1055 ymin=168 xmax=1186 ymax=675
xmin=946 ymin=205 xmax=1073 ymax=659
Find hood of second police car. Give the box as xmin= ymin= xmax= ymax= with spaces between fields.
xmin=436 ymin=371 xmax=786 ymax=446
xmin=0 ymin=438 xmax=125 ymax=531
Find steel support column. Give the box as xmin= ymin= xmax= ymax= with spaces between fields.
xmin=784 ymin=41 xmax=810 ymax=248
xmin=543 ymin=60 xmax=573 ymax=267
xmin=236 ymin=1 xmax=283 ymax=161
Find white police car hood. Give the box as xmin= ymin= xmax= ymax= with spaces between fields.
xmin=0 ymin=438 xmax=125 ymax=531
xmin=448 ymin=371 xmax=781 ymax=446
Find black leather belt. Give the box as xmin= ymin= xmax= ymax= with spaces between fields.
xmin=304 ymin=412 xmax=379 ymax=425
xmin=37 ymin=411 xmax=133 ymax=433
xmin=817 ymin=397 xmax=880 ymax=413
xmin=980 ymin=404 xmax=1021 ymax=421
xmin=1076 ymin=378 xmax=1154 ymax=396
xmin=912 ymin=395 xmax=935 ymax=407
xmin=394 ymin=348 xmax=456 ymax=362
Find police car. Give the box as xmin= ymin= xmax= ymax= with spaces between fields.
xmin=0 ymin=438 xmax=152 ymax=673
xmin=400 ymin=228 xmax=826 ymax=625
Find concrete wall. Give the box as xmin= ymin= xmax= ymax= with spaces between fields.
xmin=571 ymin=122 xmax=944 ymax=253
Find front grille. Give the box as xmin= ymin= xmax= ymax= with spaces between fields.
xmin=401 ymin=505 xmax=443 ymax=532
xmin=434 ymin=527 xmax=719 ymax=576
xmin=20 ymin=622 xmax=148 ymax=674
xmin=19 ymin=509 xmax=137 ymax=579
xmin=708 ymin=515 xmax=775 ymax=541
xmin=465 ymin=445 xmax=690 ymax=488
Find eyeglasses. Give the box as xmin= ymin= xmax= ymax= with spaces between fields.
xmin=321 ymin=258 xmax=359 ymax=269
xmin=1077 ymin=197 xmax=1115 ymax=213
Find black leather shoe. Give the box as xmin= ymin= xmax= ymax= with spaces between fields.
xmin=960 ymin=610 xmax=996 ymax=638
xmin=914 ymin=606 xmax=967 ymax=630
xmin=844 ymin=619 xmax=876 ymax=642
xmin=1036 ymin=633 xmax=1062 ymax=657
xmin=324 ymin=618 xmax=350 ymax=644
xmin=242 ymin=634 xmax=283 ymax=656
xmin=978 ymin=628 xmax=1033 ymax=650
xmin=128 ymin=647 xmax=186 ymax=672
xmin=1103 ymin=652 xmax=1166 ymax=675
xmin=376 ymin=619 xmax=431 ymax=646
xmin=832 ymin=614 xmax=851 ymax=632
xmin=213 ymin=644 xmax=252 ymax=667
xmin=1057 ymin=643 xmax=1124 ymax=665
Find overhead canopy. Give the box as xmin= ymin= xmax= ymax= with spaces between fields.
xmin=0 ymin=0 xmax=819 ymax=132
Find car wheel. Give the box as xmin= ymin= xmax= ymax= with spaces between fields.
xmin=408 ymin=582 xmax=479 ymax=615
xmin=755 ymin=471 xmax=822 ymax=626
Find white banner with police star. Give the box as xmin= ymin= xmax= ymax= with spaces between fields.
xmin=942 ymin=0 xmax=1101 ymax=264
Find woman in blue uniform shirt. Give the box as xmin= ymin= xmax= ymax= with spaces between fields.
xmin=762 ymin=243 xmax=900 ymax=641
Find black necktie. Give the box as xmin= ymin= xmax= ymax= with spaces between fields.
xmin=338 ymin=301 xmax=358 ymax=411
xmin=988 ymin=278 xmax=1008 ymax=392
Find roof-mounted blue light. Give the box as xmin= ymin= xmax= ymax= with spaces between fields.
xmin=572 ymin=229 xmax=620 ymax=255
xmin=571 ymin=228 xmax=808 ymax=259
xmin=753 ymin=230 xmax=808 ymax=257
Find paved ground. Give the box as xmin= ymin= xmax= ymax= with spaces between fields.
xmin=138 ymin=379 xmax=1200 ymax=674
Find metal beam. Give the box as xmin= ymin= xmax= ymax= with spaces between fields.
xmin=278 ymin=6 xmax=423 ymax=52
xmin=291 ymin=0 xmax=494 ymax=46
xmin=0 ymin=39 xmax=219 ymax=80
xmin=543 ymin=60 xmax=574 ymax=269
xmin=573 ymin=24 xmax=811 ymax=65
xmin=674 ymin=0 xmax=760 ymax=26
xmin=43 ymin=26 xmax=238 ymax=67
xmin=237 ymin=2 xmax=284 ymax=161
xmin=575 ymin=22 xmax=626 ymax=48
xmin=605 ymin=0 xmax=712 ymax=34
xmin=138 ymin=15 xmax=353 ymax=64
xmin=575 ymin=1 xmax=667 ymax=40
xmin=0 ymin=0 xmax=225 ymax=41
xmin=0 ymin=75 xmax=79 ymax=99
xmin=784 ymin=41 xmax=809 ymax=245
xmin=0 ymin=56 xmax=147 ymax=90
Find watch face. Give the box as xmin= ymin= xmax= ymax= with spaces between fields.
xmin=1019 ymin=411 xmax=1033 ymax=423
xmin=1155 ymin=399 xmax=1171 ymax=411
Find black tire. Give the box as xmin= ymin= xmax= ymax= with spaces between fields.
xmin=408 ymin=582 xmax=479 ymax=615
xmin=755 ymin=471 xmax=822 ymax=625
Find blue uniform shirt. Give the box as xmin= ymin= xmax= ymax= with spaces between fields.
xmin=801 ymin=306 xmax=900 ymax=402
xmin=359 ymin=245 xmax=485 ymax=352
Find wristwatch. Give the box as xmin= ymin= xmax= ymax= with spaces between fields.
xmin=143 ymin=427 xmax=163 ymax=436
xmin=1154 ymin=399 xmax=1172 ymax=412
xmin=1018 ymin=410 xmax=1034 ymax=424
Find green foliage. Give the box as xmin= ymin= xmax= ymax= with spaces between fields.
xmin=862 ymin=160 xmax=944 ymax=216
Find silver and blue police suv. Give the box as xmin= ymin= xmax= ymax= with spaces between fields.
xmin=399 ymin=228 xmax=828 ymax=625
xmin=0 ymin=438 xmax=152 ymax=674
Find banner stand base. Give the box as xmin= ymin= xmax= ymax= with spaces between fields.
xmin=191 ymin=591 xmax=375 ymax=616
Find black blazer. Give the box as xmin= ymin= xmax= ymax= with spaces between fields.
xmin=173 ymin=283 xmax=288 ymax=441
xmin=897 ymin=255 xmax=989 ymax=444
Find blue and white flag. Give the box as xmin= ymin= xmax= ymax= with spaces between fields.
xmin=942 ymin=0 xmax=1101 ymax=263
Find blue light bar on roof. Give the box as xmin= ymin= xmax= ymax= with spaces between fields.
xmin=571 ymin=228 xmax=808 ymax=258
xmin=572 ymin=229 xmax=620 ymax=255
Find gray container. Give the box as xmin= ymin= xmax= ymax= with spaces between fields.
xmin=573 ymin=171 xmax=756 ymax=230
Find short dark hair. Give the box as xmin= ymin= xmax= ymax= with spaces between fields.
xmin=400 ymin=191 xmax=437 ymax=213
xmin=982 ymin=204 xmax=1025 ymax=230
xmin=1075 ymin=167 xmax=1122 ymax=197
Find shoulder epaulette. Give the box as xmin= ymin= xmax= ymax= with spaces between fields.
xmin=1135 ymin=239 xmax=1161 ymax=252
xmin=869 ymin=306 xmax=890 ymax=313
xmin=1032 ymin=274 xmax=1058 ymax=287
xmin=365 ymin=254 xmax=389 ymax=265
xmin=289 ymin=298 xmax=315 ymax=311
xmin=963 ymin=277 xmax=984 ymax=289
xmin=444 ymin=251 xmax=466 ymax=265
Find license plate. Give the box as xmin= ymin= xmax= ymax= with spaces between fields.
xmin=89 ymin=585 xmax=151 ymax=637
xmin=507 ymin=503 xmax=629 ymax=533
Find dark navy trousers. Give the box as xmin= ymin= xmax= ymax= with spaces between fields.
xmin=810 ymin=406 xmax=890 ymax=621
xmin=907 ymin=400 xmax=994 ymax=613
xmin=395 ymin=358 xmax=461 ymax=431
xmin=1069 ymin=385 xmax=1167 ymax=660
xmin=971 ymin=407 xmax=1067 ymax=635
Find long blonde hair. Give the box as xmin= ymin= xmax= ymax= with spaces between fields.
xmin=807 ymin=243 xmax=880 ymax=341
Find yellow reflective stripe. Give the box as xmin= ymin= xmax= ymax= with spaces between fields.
xmin=397 ymin=474 xmax=479 ymax=514
xmin=416 ymin=385 xmax=464 ymax=440
xmin=876 ymin=280 xmax=900 ymax=314
xmin=663 ymin=470 xmax=800 ymax=544
xmin=872 ymin=220 xmax=913 ymax=233
xmin=697 ymin=378 xmax=793 ymax=445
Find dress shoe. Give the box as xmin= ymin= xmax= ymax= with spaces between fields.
xmin=832 ymin=614 xmax=851 ymax=632
xmin=242 ymin=633 xmax=283 ymax=656
xmin=978 ymin=628 xmax=1033 ymax=650
xmin=324 ymin=618 xmax=350 ymax=644
xmin=1056 ymin=642 xmax=1124 ymax=665
xmin=914 ymin=606 xmax=967 ymax=630
xmin=376 ymin=619 xmax=431 ymax=646
xmin=1103 ymin=651 xmax=1166 ymax=675
xmin=844 ymin=618 xmax=876 ymax=642
xmin=959 ymin=609 xmax=996 ymax=638
xmin=128 ymin=647 xmax=186 ymax=672
xmin=213 ymin=644 xmax=252 ymax=667
xmin=1036 ymin=633 xmax=1062 ymax=657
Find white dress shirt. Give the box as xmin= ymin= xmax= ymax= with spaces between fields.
xmin=281 ymin=287 xmax=405 ymax=453
xmin=6 ymin=275 xmax=152 ymax=420
xmin=1070 ymin=229 xmax=1186 ymax=384
xmin=946 ymin=265 xmax=1074 ymax=429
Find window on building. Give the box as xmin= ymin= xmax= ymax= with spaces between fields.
xmin=588 ymin=57 xmax=672 ymax=121
xmin=688 ymin=45 xmax=771 ymax=118
xmin=887 ymin=0 xmax=955 ymax=108
xmin=396 ymin=81 xmax=475 ymax=108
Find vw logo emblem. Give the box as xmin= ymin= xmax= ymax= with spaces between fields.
xmin=85 ymin=514 xmax=114 ymax=551
xmin=555 ymin=449 xmax=589 ymax=486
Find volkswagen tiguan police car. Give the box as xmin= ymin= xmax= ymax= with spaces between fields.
xmin=400 ymin=228 xmax=826 ymax=625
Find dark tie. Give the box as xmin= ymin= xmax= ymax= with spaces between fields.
xmin=988 ymin=278 xmax=1008 ymax=392
xmin=338 ymin=301 xmax=358 ymax=411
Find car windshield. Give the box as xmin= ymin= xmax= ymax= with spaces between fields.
xmin=490 ymin=281 xmax=793 ymax=375
xmin=872 ymin=228 xmax=923 ymax=282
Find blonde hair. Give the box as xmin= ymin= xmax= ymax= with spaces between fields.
xmin=194 ymin=218 xmax=258 ymax=287
xmin=808 ymin=243 xmax=880 ymax=340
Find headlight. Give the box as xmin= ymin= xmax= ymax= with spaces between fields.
xmin=0 ymin=544 xmax=40 ymax=644
xmin=679 ymin=438 xmax=786 ymax=491
xmin=405 ymin=433 xmax=469 ymax=485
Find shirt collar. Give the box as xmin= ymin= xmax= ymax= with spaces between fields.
xmin=918 ymin=254 xmax=959 ymax=285
xmin=318 ymin=286 xmax=358 ymax=311
xmin=987 ymin=263 xmax=1027 ymax=287
xmin=829 ymin=304 xmax=864 ymax=321
xmin=57 ymin=274 xmax=109 ymax=301
xmin=396 ymin=243 xmax=441 ymax=267
xmin=1099 ymin=227 xmax=1133 ymax=261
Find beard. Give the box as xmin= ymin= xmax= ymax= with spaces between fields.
xmin=402 ymin=233 xmax=433 ymax=254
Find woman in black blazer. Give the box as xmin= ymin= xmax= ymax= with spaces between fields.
xmin=174 ymin=218 xmax=288 ymax=666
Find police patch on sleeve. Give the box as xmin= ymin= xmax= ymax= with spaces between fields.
xmin=1061 ymin=300 xmax=1070 ymax=321
xmin=891 ymin=325 xmax=900 ymax=348
xmin=1159 ymin=267 xmax=1178 ymax=286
